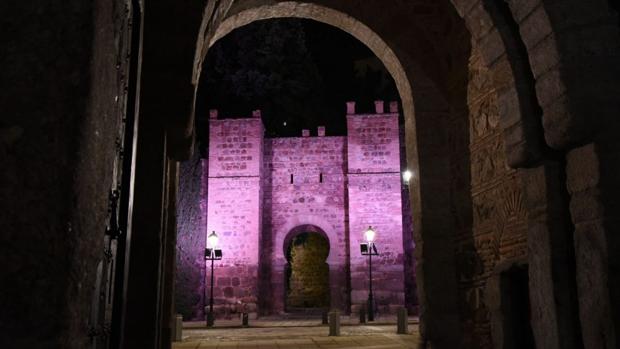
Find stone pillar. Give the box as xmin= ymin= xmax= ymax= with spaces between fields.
xmin=206 ymin=115 xmax=264 ymax=318
xmin=122 ymin=118 xmax=168 ymax=348
xmin=160 ymin=161 xmax=179 ymax=349
xmin=346 ymin=103 xmax=405 ymax=315
xmin=407 ymin=109 xmax=460 ymax=348
xmin=566 ymin=142 xmax=620 ymax=349
xmin=397 ymin=307 xmax=408 ymax=334
xmin=175 ymin=154 xmax=208 ymax=320
xmin=520 ymin=161 xmax=582 ymax=349
xmin=329 ymin=311 xmax=341 ymax=336
xmin=174 ymin=315 xmax=182 ymax=342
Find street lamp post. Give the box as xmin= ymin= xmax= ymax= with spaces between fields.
xmin=205 ymin=231 xmax=222 ymax=328
xmin=360 ymin=226 xmax=378 ymax=321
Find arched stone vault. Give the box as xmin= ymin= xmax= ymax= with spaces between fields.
xmin=193 ymin=2 xmax=465 ymax=346
xmin=452 ymin=2 xmax=620 ymax=348
xmin=206 ymin=2 xmax=420 ymax=188
xmin=181 ymin=0 xmax=619 ymax=348
xmin=5 ymin=0 xmax=620 ymax=347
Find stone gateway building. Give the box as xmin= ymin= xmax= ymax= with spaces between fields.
xmin=4 ymin=1 xmax=620 ymax=349
xmin=177 ymin=101 xmax=415 ymax=318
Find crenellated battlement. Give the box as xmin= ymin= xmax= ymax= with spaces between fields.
xmin=346 ymin=100 xmax=399 ymax=116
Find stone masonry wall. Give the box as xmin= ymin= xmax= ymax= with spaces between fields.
xmin=0 ymin=0 xmax=131 ymax=347
xmin=454 ymin=44 xmax=529 ymax=348
xmin=206 ymin=115 xmax=264 ymax=318
xmin=347 ymin=103 xmax=406 ymax=315
xmin=175 ymin=154 xmax=207 ymax=320
xmin=262 ymin=134 xmax=348 ymax=313
xmin=180 ymin=104 xmax=412 ymax=317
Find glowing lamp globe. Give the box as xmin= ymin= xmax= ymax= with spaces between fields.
xmin=208 ymin=231 xmax=219 ymax=248
xmin=402 ymin=170 xmax=412 ymax=184
xmin=364 ymin=226 xmax=376 ymax=243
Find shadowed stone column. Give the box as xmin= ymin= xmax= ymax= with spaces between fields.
xmin=160 ymin=161 xmax=179 ymax=349
xmin=520 ymin=160 xmax=582 ymax=349
xmin=122 ymin=120 xmax=168 ymax=348
xmin=566 ymin=142 xmax=620 ymax=349
xmin=407 ymin=109 xmax=461 ymax=349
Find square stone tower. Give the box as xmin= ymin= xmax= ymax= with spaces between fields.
xmin=346 ymin=101 xmax=405 ymax=315
xmin=205 ymin=110 xmax=264 ymax=317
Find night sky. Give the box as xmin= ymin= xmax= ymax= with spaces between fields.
xmin=195 ymin=18 xmax=400 ymax=155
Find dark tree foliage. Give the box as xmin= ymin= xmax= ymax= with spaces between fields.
xmin=195 ymin=19 xmax=400 ymax=154
xmin=203 ymin=20 xmax=327 ymax=137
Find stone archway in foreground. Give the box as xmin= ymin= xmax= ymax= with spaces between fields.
xmin=194 ymin=3 xmax=462 ymax=346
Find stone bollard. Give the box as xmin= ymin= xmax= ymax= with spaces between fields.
xmin=328 ymin=311 xmax=340 ymax=336
xmin=206 ymin=311 xmax=214 ymax=328
xmin=242 ymin=312 xmax=249 ymax=327
xmin=322 ymin=310 xmax=329 ymax=325
xmin=359 ymin=308 xmax=366 ymax=324
xmin=174 ymin=314 xmax=183 ymax=342
xmin=397 ymin=307 xmax=408 ymax=334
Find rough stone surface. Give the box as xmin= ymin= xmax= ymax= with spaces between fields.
xmin=0 ymin=0 xmax=130 ymax=347
xmin=5 ymin=0 xmax=620 ymax=347
xmin=262 ymin=135 xmax=349 ymax=314
xmin=451 ymin=43 xmax=528 ymax=349
xmin=347 ymin=112 xmax=406 ymax=315
xmin=566 ymin=142 xmax=620 ymax=349
xmin=205 ymin=118 xmax=264 ymax=318
xmin=520 ymin=161 xmax=582 ymax=349
xmin=176 ymin=154 xmax=207 ymax=320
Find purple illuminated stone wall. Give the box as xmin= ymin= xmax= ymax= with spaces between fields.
xmin=262 ymin=134 xmax=349 ymax=314
xmin=346 ymin=101 xmax=406 ymax=315
xmin=176 ymin=101 xmax=414 ymax=319
xmin=205 ymin=114 xmax=264 ymax=318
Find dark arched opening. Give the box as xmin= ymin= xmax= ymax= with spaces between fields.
xmin=284 ymin=225 xmax=330 ymax=313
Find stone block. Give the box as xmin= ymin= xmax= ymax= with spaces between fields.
xmin=329 ymin=311 xmax=340 ymax=336
xmin=389 ymin=101 xmax=398 ymax=113
xmin=519 ymin=5 xmax=554 ymax=51
xmin=174 ymin=314 xmax=183 ymax=341
xmin=397 ymin=307 xmax=408 ymax=334
xmin=346 ymin=101 xmax=356 ymax=114
xmin=375 ymin=100 xmax=384 ymax=114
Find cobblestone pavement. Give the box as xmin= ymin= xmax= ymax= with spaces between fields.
xmin=174 ymin=318 xmax=420 ymax=349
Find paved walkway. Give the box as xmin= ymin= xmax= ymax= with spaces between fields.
xmin=174 ymin=318 xmax=420 ymax=349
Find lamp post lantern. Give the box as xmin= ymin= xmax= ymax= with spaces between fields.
xmin=205 ymin=231 xmax=222 ymax=327
xmin=402 ymin=170 xmax=413 ymax=185
xmin=360 ymin=226 xmax=378 ymax=321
